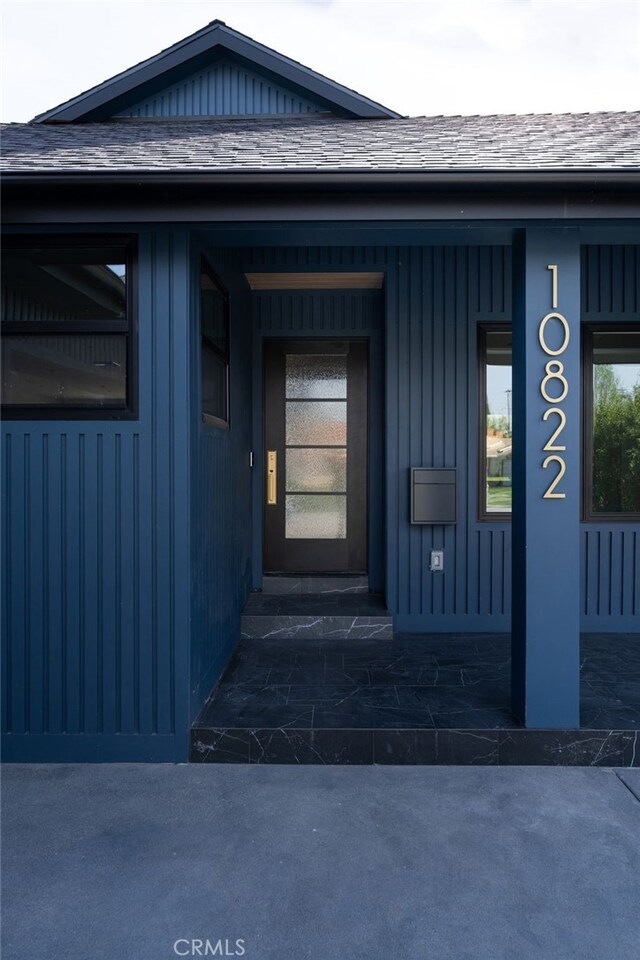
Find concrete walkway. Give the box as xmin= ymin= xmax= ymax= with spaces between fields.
xmin=2 ymin=764 xmax=639 ymax=960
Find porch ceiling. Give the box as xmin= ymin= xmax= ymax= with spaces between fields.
xmin=245 ymin=271 xmax=385 ymax=290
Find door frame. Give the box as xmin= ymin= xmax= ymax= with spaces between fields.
xmin=250 ymin=310 xmax=385 ymax=592
xmin=262 ymin=338 xmax=368 ymax=574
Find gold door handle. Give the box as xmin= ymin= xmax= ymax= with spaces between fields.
xmin=267 ymin=450 xmax=277 ymax=504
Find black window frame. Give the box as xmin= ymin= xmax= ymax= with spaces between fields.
xmin=1 ymin=233 xmax=137 ymax=420
xmin=199 ymin=257 xmax=230 ymax=430
xmin=478 ymin=323 xmax=512 ymax=522
xmin=582 ymin=323 xmax=640 ymax=522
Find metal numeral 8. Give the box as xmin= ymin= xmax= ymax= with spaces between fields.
xmin=540 ymin=360 xmax=569 ymax=404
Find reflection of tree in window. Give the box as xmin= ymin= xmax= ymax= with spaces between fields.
xmin=592 ymin=353 xmax=640 ymax=514
xmin=484 ymin=329 xmax=512 ymax=515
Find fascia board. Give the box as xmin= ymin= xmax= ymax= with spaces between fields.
xmin=2 ymin=170 xmax=638 ymax=188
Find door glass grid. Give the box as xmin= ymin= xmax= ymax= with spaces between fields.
xmin=284 ymin=354 xmax=347 ymax=539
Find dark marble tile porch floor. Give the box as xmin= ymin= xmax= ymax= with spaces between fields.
xmin=191 ymin=633 xmax=640 ymax=765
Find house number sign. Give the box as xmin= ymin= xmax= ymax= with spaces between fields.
xmin=540 ymin=264 xmax=569 ymax=499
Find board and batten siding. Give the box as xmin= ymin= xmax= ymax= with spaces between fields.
xmin=245 ymin=242 xmax=638 ymax=631
xmin=1 ymin=230 xmax=193 ymax=761
xmin=115 ymin=58 xmax=324 ymax=118
xmin=386 ymin=245 xmax=512 ymax=631
xmin=189 ymin=248 xmax=253 ymax=722
xmin=2 ymin=236 xmax=637 ymax=762
xmin=242 ymin=243 xmax=511 ymax=626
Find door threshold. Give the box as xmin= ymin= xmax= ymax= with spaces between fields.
xmin=261 ymin=575 xmax=369 ymax=595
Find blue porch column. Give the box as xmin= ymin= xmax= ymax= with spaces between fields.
xmin=511 ymin=228 xmax=581 ymax=728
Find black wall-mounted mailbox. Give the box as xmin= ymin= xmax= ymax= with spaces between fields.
xmin=410 ymin=468 xmax=457 ymax=524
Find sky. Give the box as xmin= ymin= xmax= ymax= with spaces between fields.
xmin=1 ymin=0 xmax=639 ymax=122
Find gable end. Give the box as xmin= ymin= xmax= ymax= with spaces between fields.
xmin=113 ymin=57 xmax=328 ymax=118
xmin=34 ymin=20 xmax=400 ymax=122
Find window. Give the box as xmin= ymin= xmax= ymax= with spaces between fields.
xmin=584 ymin=326 xmax=640 ymax=519
xmin=1 ymin=237 xmax=136 ymax=418
xmin=478 ymin=326 xmax=512 ymax=519
xmin=200 ymin=258 xmax=229 ymax=427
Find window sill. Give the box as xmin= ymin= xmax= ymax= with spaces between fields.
xmin=582 ymin=514 xmax=640 ymax=523
xmin=202 ymin=413 xmax=230 ymax=430
xmin=1 ymin=406 xmax=136 ymax=421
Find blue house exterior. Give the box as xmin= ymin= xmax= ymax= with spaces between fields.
xmin=2 ymin=22 xmax=639 ymax=763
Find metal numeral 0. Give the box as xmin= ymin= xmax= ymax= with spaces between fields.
xmin=539 ymin=311 xmax=570 ymax=356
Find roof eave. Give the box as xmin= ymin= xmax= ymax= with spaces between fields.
xmin=2 ymin=169 xmax=638 ymax=188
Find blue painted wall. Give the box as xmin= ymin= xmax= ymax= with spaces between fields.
xmin=385 ymin=245 xmax=513 ymax=631
xmin=2 ymin=234 xmax=637 ymax=761
xmin=115 ymin=58 xmax=325 ymax=118
xmin=234 ymin=243 xmax=512 ymax=626
xmin=239 ymin=241 xmax=638 ymax=632
xmin=2 ymin=230 xmax=193 ymax=761
xmin=583 ymin=244 xmax=639 ymax=319
xmin=188 ymin=246 xmax=253 ymax=721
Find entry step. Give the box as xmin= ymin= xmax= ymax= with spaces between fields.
xmin=190 ymin=634 xmax=640 ymax=766
xmin=261 ymin=576 xmax=369 ymax=595
xmin=241 ymin=592 xmax=392 ymax=640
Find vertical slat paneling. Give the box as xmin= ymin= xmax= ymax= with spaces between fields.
xmin=582 ymin=244 xmax=640 ymax=320
xmin=385 ymin=255 xmax=400 ymax=612
xmin=580 ymin=245 xmax=640 ymax=626
xmin=385 ymin=239 xmax=636 ymax=630
xmin=1 ymin=427 xmax=166 ymax=738
xmin=455 ymin=247 xmax=469 ymax=616
xmin=387 ymin=244 xmax=511 ymax=628
xmin=63 ymin=434 xmax=81 ymax=734
xmin=118 ymin=434 xmax=135 ymax=734
xmin=397 ymin=249 xmax=411 ymax=615
xmin=2 ymin=229 xmax=193 ymax=756
xmin=622 ymin=529 xmax=637 ymax=618
xmin=27 ymin=434 xmax=43 ymax=734
xmin=152 ymin=231 xmax=186 ymax=737
xmin=116 ymin=59 xmax=324 ymax=118
xmin=188 ymin=249 xmax=254 ymax=720
xmin=409 ymin=248 xmax=423 ymax=615
xmin=443 ymin=248 xmax=458 ymax=618
xmin=249 ymin=244 xmax=512 ymax=629
xmin=48 ymin=435 xmax=64 ymax=734
xmin=255 ymin=290 xmax=383 ymax=334
xmin=82 ymin=433 xmax=98 ymax=735
xmin=624 ymin=245 xmax=638 ymax=314
xmin=583 ymin=527 xmax=639 ymax=622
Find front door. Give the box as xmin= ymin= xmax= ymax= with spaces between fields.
xmin=264 ymin=339 xmax=367 ymax=573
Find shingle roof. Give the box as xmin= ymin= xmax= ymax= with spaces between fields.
xmin=2 ymin=112 xmax=639 ymax=174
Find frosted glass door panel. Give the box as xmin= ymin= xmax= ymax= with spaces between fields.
xmin=285 ymin=495 xmax=347 ymax=539
xmin=286 ymin=401 xmax=347 ymax=446
xmin=286 ymin=355 xmax=347 ymax=398
xmin=286 ymin=448 xmax=347 ymax=492
xmin=264 ymin=339 xmax=367 ymax=572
